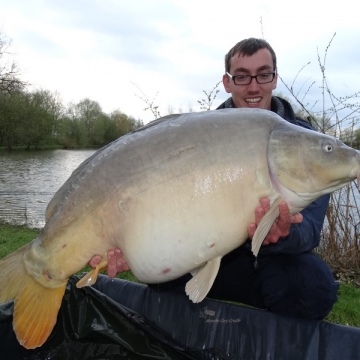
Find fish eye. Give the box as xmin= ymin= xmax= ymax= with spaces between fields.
xmin=323 ymin=143 xmax=333 ymax=152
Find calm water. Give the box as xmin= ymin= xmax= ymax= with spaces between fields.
xmin=0 ymin=149 xmax=96 ymax=228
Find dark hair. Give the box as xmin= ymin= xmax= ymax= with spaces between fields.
xmin=224 ymin=38 xmax=277 ymax=73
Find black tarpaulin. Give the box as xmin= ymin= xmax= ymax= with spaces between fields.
xmin=1 ymin=274 xmax=360 ymax=360
xmin=0 ymin=277 xmax=198 ymax=360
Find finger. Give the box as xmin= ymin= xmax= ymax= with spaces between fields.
xmin=276 ymin=202 xmax=291 ymax=234
xmin=262 ymin=231 xmax=281 ymax=245
xmin=260 ymin=197 xmax=270 ymax=211
xmin=255 ymin=207 xmax=265 ymax=225
xmin=107 ymin=250 xmax=118 ymax=278
xmin=278 ymin=203 xmax=303 ymax=224
xmin=115 ymin=248 xmax=122 ymax=272
xmin=262 ymin=220 xmax=284 ymax=245
xmin=269 ymin=221 xmax=282 ymax=239
xmin=262 ymin=232 xmax=277 ymax=245
xmin=115 ymin=249 xmax=129 ymax=272
xmin=120 ymin=259 xmax=130 ymax=272
xmin=291 ymin=213 xmax=303 ymax=224
xmin=278 ymin=201 xmax=291 ymax=218
xmin=277 ymin=222 xmax=290 ymax=236
xmin=89 ymin=255 xmax=102 ymax=268
xmin=248 ymin=223 xmax=256 ymax=238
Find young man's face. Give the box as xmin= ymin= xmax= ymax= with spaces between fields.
xmin=222 ymin=48 xmax=278 ymax=110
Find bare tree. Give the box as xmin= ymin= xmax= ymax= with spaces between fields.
xmin=197 ymin=81 xmax=221 ymax=111
xmin=132 ymin=82 xmax=161 ymax=119
xmin=0 ymin=29 xmax=26 ymax=94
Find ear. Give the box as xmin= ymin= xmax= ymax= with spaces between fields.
xmin=222 ymin=73 xmax=231 ymax=94
xmin=272 ymin=72 xmax=278 ymax=90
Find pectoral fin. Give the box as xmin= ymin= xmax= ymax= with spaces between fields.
xmin=185 ymin=256 xmax=222 ymax=303
xmin=76 ymin=259 xmax=108 ymax=288
xmin=251 ymin=196 xmax=283 ymax=256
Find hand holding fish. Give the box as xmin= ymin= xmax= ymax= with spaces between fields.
xmin=89 ymin=249 xmax=129 ymax=278
xmin=247 ymin=198 xmax=303 ymax=245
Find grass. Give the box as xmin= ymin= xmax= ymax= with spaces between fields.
xmin=0 ymin=222 xmax=359 ymax=327
xmin=0 ymin=223 xmax=39 ymax=258
xmin=0 ymin=222 xmax=137 ymax=282
xmin=325 ymin=283 xmax=360 ymax=327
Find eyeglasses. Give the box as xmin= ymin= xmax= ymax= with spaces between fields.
xmin=226 ymin=71 xmax=276 ymax=85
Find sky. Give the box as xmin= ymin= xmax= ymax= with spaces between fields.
xmin=0 ymin=0 xmax=359 ymax=124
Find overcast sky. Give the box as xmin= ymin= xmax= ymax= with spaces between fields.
xmin=1 ymin=0 xmax=359 ymax=124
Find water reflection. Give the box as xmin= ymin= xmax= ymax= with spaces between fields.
xmin=0 ymin=149 xmax=96 ymax=228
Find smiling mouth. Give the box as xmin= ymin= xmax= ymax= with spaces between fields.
xmin=245 ymin=97 xmax=262 ymax=104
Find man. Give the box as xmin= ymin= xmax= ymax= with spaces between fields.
xmin=91 ymin=38 xmax=339 ymax=320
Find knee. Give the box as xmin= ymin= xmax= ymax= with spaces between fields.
xmin=262 ymin=254 xmax=339 ymax=320
xmin=291 ymin=270 xmax=339 ymax=320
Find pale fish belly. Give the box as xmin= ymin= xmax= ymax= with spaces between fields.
xmin=116 ymin=161 xmax=273 ymax=283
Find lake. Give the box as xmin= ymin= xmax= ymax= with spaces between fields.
xmin=0 ymin=149 xmax=96 ymax=228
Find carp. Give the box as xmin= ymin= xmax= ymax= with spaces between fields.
xmin=0 ymin=108 xmax=359 ymax=349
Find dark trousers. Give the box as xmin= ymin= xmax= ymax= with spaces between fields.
xmin=150 ymin=247 xmax=339 ymax=320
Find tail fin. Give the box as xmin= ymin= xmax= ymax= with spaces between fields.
xmin=0 ymin=244 xmax=66 ymax=349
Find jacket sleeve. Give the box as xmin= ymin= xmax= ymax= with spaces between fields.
xmin=256 ymin=193 xmax=330 ymax=255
